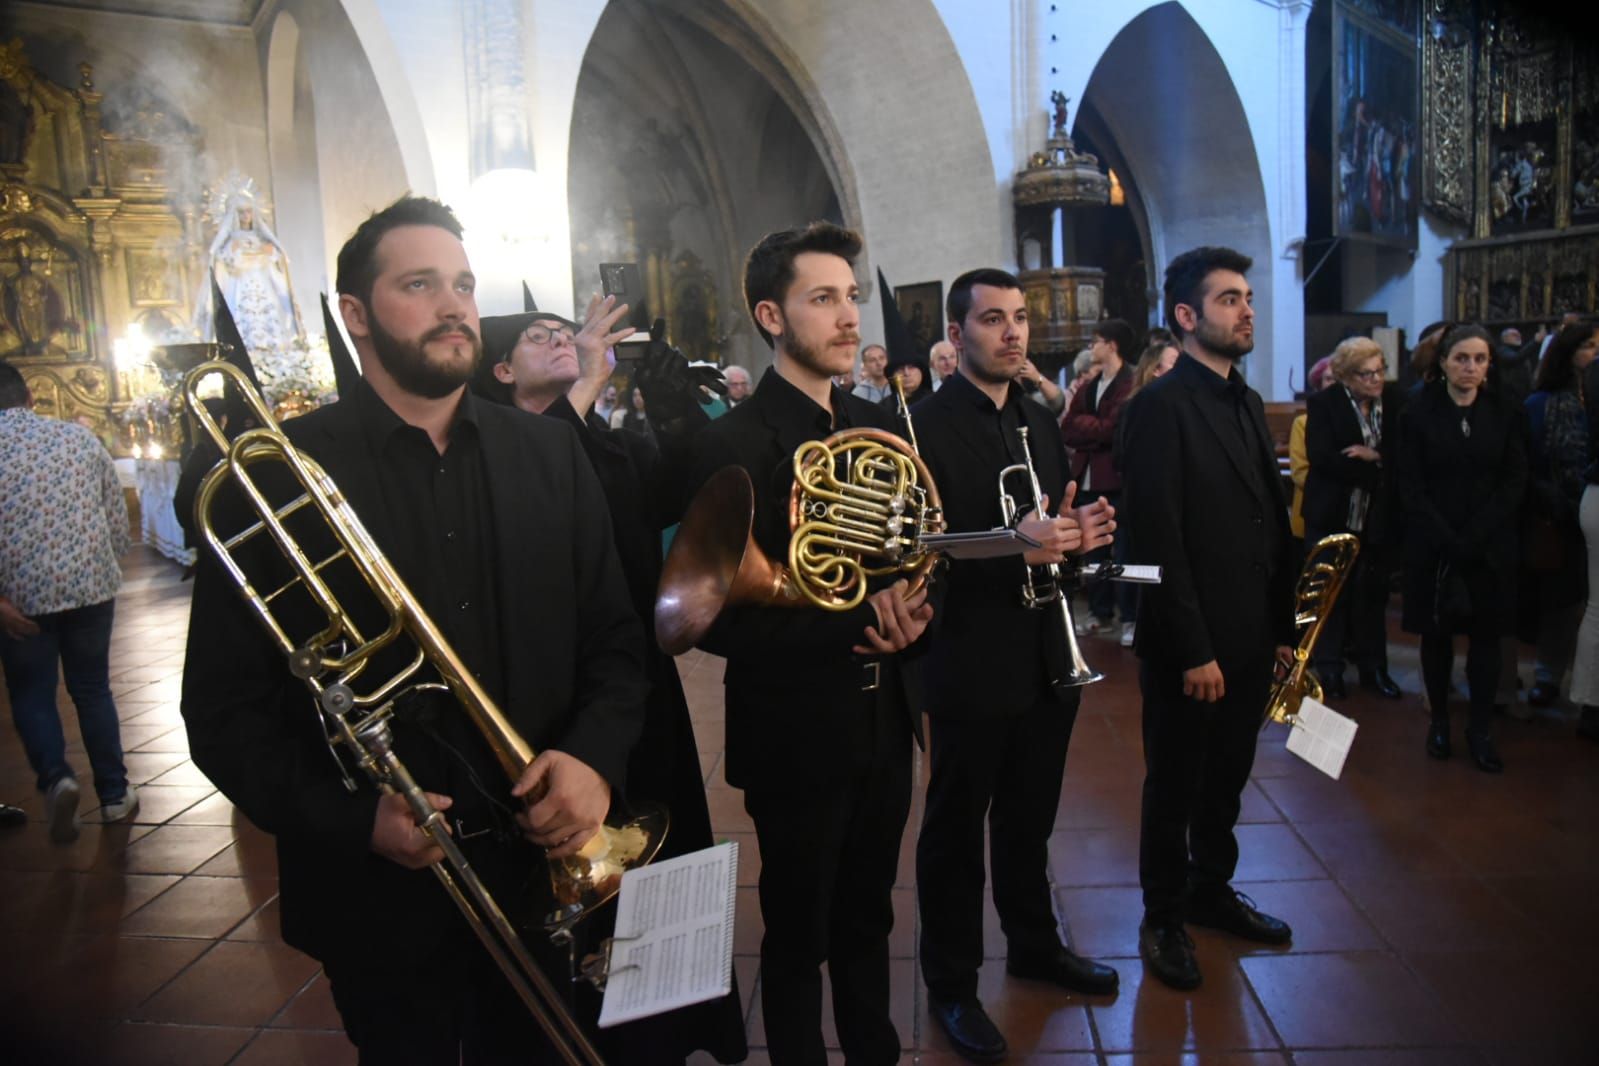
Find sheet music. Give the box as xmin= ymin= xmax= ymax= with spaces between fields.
xmin=598 ymin=841 xmax=738 ymax=1029
xmin=1284 ymin=697 xmax=1358 ymax=779
xmin=1082 ymin=562 xmax=1163 ymax=583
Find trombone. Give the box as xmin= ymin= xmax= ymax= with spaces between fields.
xmin=997 ymin=426 xmax=1104 ymax=687
xmin=183 ymin=360 xmax=665 ymax=1065
xmin=1265 ymin=533 xmax=1361 ymax=726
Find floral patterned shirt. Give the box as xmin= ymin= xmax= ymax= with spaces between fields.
xmin=1 ymin=407 xmax=130 ymax=616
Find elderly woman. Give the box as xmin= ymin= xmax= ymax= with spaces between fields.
xmin=1399 ymin=325 xmax=1527 ymax=772
xmin=1304 ymin=338 xmax=1402 ymax=699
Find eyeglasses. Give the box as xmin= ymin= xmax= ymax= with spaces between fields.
xmin=522 ymin=324 xmax=575 ymax=348
xmin=1351 ymin=366 xmax=1387 ymax=380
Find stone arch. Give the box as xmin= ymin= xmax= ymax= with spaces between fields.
xmin=1077 ymin=2 xmax=1275 ymax=378
xmin=264 ymin=11 xmax=326 ymax=323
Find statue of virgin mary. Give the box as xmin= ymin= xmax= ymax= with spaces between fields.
xmin=193 ymin=174 xmax=304 ymax=351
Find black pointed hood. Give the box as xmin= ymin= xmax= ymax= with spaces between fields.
xmin=472 ymin=310 xmax=580 ymax=405
xmin=320 ymin=293 xmax=362 ymax=400
xmin=211 ymin=276 xmax=262 ymax=428
xmin=522 ymin=281 xmax=538 ymax=313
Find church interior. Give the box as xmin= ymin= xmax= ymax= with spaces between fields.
xmin=2 ymin=0 xmax=1597 ymax=1063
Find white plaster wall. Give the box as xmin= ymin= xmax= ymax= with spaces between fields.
xmin=1341 ymin=214 xmax=1463 ymax=337
xmin=1056 ymin=0 xmax=1312 ymax=400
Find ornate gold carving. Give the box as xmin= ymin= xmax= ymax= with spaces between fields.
xmin=1421 ymin=0 xmax=1474 ymax=223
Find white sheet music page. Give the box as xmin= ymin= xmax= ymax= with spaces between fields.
xmin=1284 ymin=696 xmax=1358 ymax=779
xmin=597 ymin=840 xmax=738 ymax=1029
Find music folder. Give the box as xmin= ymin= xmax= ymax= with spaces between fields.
xmin=596 ymin=840 xmax=739 ymax=1028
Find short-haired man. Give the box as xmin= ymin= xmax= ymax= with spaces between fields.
xmin=182 ymin=196 xmax=647 ymax=1060
xmin=852 ymin=342 xmax=891 ymax=403
xmin=0 ymin=361 xmax=136 ymax=843
xmin=1061 ymin=318 xmax=1138 ymax=640
xmin=1120 ymin=246 xmax=1296 ymax=991
xmin=930 ymin=339 xmax=958 ymax=389
xmin=723 ymin=363 xmax=753 ymax=406
xmin=477 ymin=301 xmax=746 ymax=1062
xmin=911 ymin=269 xmax=1119 ymax=1062
xmin=687 ymin=221 xmax=932 ymax=1064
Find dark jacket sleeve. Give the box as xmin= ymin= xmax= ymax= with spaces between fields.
xmin=1121 ymin=388 xmax=1214 ymax=670
xmin=550 ymin=423 xmax=648 ymax=794
xmin=181 ymin=490 xmax=381 ymax=857
xmin=1306 ymin=390 xmax=1382 ymax=491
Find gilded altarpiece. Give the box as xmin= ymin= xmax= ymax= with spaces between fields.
xmin=1424 ymin=4 xmax=1599 ymax=324
xmin=0 ymin=39 xmax=202 ymax=454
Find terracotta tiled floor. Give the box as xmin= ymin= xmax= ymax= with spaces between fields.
xmin=3 ymin=545 xmax=1597 ymax=1064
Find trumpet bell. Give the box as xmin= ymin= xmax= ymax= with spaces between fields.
xmin=656 ymin=466 xmax=799 ymax=655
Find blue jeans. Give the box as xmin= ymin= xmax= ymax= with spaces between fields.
xmin=0 ymin=599 xmax=128 ymax=802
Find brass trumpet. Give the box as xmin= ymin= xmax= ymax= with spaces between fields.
xmin=1265 ymin=533 xmax=1361 ymax=726
xmin=997 ymin=426 xmax=1103 ymax=687
xmin=184 ymin=361 xmax=665 ymax=1065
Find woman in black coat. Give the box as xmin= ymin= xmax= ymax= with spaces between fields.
xmin=1399 ymin=324 xmax=1527 ymax=772
xmin=1303 ymin=336 xmax=1402 ymax=699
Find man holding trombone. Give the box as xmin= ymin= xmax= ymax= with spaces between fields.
xmin=910 ymin=268 xmax=1118 ymax=1064
xmin=181 ymin=196 xmax=647 ymax=1063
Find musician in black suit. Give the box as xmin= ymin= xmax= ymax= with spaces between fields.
xmin=182 ymin=197 xmax=647 ymax=1063
xmin=911 ymin=269 xmax=1119 ymax=1064
xmin=1120 ymin=246 xmax=1296 ymax=992
xmin=1303 ymin=336 xmax=1404 ymax=700
xmin=476 ymin=305 xmax=745 ymax=1064
xmin=685 ymin=222 xmax=933 ymax=1065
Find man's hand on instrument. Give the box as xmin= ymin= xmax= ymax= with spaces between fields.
xmin=1274 ymin=645 xmax=1296 ymax=675
xmin=854 ymin=579 xmax=934 ymax=655
xmin=370 ymin=791 xmax=451 ymax=870
xmin=0 ymin=598 xmax=40 ymax=640
xmin=512 ymin=750 xmax=612 ymax=858
xmin=1069 ymin=495 xmax=1116 ymax=555
xmin=1183 ymin=660 xmax=1226 ymax=703
xmin=1020 ymin=485 xmax=1084 ymax=564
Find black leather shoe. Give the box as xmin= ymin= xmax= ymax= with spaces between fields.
xmin=1359 ymin=670 xmax=1403 ymax=699
xmin=1527 ymin=681 xmax=1558 ymax=707
xmin=928 ymin=997 xmax=1006 ymax=1064
xmin=1186 ymin=889 xmax=1292 ymax=945
xmin=1320 ymin=672 xmax=1348 ymax=700
xmin=0 ymin=803 xmax=25 ymax=829
xmin=1007 ymin=946 xmax=1119 ymax=995
xmin=1138 ymin=921 xmax=1201 ymax=990
xmin=1467 ymin=732 xmax=1504 ymax=773
xmin=1426 ymin=720 xmax=1451 ymax=760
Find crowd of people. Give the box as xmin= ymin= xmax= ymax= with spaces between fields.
xmin=1 ymin=192 xmax=1595 ymax=1066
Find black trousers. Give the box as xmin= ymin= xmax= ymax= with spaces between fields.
xmin=1137 ymin=656 xmax=1272 ymax=926
xmin=743 ymin=694 xmax=912 ymax=1066
xmin=1305 ymin=523 xmax=1391 ymax=677
xmin=1420 ymin=629 xmax=1500 ymax=738
xmin=1078 ymin=490 xmax=1120 ymax=623
xmin=322 ymin=928 xmax=571 ymax=1066
xmin=916 ymin=694 xmax=1079 ymax=1002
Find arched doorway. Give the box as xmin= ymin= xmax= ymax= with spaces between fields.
xmin=567 ymin=0 xmax=855 ymax=372
xmin=1078 ymin=2 xmax=1274 ymax=372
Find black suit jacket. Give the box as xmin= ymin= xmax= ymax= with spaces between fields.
xmin=181 ymin=383 xmax=646 ymax=966
xmin=1121 ymin=354 xmax=1295 ymax=673
xmin=687 ymin=368 xmax=924 ymax=789
xmin=911 ymin=372 xmax=1076 ymax=718
xmin=1302 ymin=382 xmax=1401 ymax=543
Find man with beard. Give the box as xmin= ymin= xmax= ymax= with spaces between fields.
xmin=182 ymin=196 xmax=647 ymax=1062
xmin=910 ymin=269 xmax=1119 ymax=1063
xmin=476 ymin=303 xmax=745 ymax=1063
xmin=1119 ymin=246 xmax=1296 ymax=991
xmin=686 ymin=221 xmax=933 ymax=1065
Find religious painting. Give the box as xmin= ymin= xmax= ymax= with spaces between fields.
xmin=893 ymin=281 xmax=942 ymax=361
xmin=126 ymin=248 xmax=181 ymax=307
xmin=1332 ymin=4 xmax=1419 ymax=248
xmin=1573 ymin=111 xmax=1599 ymax=226
xmin=1488 ymin=119 xmax=1557 ymax=235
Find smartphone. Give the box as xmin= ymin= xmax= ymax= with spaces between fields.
xmin=599 ymin=263 xmax=652 ymax=335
